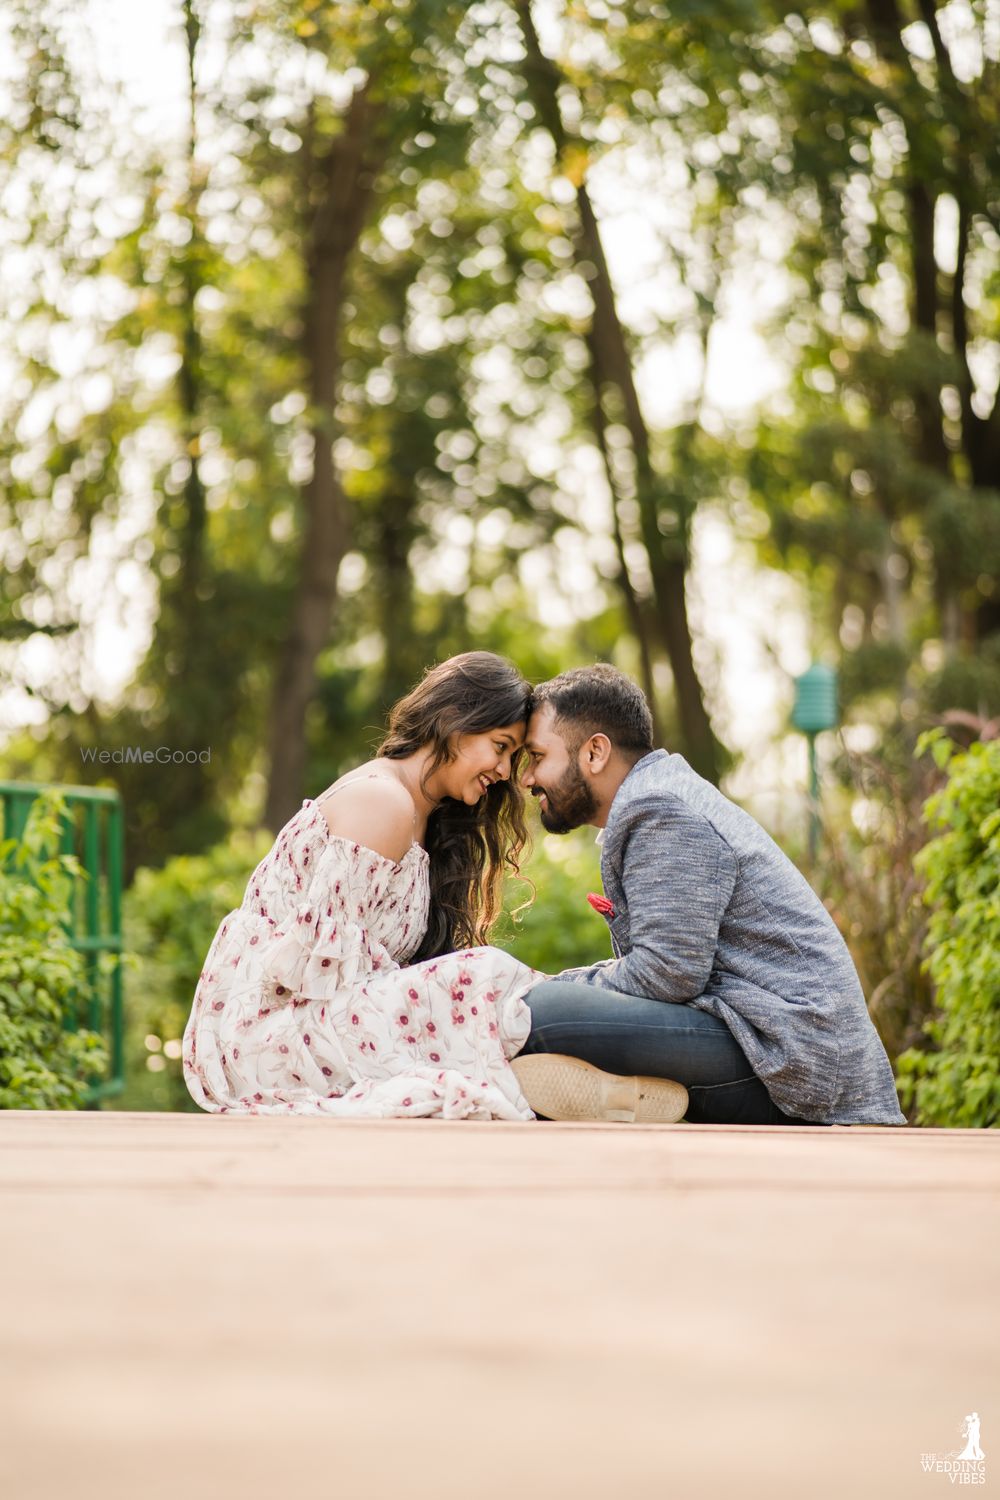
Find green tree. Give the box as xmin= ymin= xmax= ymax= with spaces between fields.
xmin=0 ymin=792 xmax=108 ymax=1108
xmin=611 ymin=0 xmax=1000 ymax=720
xmin=896 ymin=731 xmax=1000 ymax=1127
xmin=509 ymin=0 xmax=724 ymax=778
xmin=0 ymin=0 xmax=297 ymax=869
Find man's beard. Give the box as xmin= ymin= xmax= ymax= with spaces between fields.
xmin=533 ymin=762 xmax=598 ymax=834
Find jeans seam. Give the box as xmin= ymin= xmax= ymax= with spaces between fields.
xmin=530 ymin=1022 xmax=726 ymax=1039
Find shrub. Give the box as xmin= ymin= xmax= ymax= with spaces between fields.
xmin=497 ymin=826 xmax=610 ymax=974
xmin=0 ymin=793 xmax=108 ymax=1109
xmin=812 ymin=730 xmax=940 ymax=1066
xmin=895 ymin=734 xmax=1000 ymax=1127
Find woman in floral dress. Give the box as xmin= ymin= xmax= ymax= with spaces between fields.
xmin=183 ymin=652 xmax=545 ymax=1120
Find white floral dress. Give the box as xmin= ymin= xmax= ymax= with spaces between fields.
xmin=182 ymin=792 xmax=543 ymax=1120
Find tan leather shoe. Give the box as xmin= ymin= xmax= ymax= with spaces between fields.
xmin=511 ymin=1053 xmax=688 ymax=1124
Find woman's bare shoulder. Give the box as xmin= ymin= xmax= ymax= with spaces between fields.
xmin=317 ymin=769 xmax=416 ymax=863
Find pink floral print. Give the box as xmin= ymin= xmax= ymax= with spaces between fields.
xmin=182 ymin=798 xmax=543 ymax=1119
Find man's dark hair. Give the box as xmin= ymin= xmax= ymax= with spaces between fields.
xmin=531 ymin=664 xmax=655 ymax=758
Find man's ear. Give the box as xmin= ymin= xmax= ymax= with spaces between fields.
xmin=582 ymin=733 xmax=612 ymax=774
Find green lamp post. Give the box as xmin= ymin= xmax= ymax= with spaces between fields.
xmin=791 ymin=663 xmax=839 ymax=860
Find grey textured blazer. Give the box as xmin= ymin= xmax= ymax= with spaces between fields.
xmin=557 ymin=749 xmax=906 ymax=1125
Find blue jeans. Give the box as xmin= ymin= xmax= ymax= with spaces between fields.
xmin=520 ymin=980 xmax=825 ymax=1126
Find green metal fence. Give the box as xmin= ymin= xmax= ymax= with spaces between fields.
xmin=0 ymin=781 xmax=125 ymax=1106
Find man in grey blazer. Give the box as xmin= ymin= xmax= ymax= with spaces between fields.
xmin=510 ymin=664 xmax=906 ymax=1128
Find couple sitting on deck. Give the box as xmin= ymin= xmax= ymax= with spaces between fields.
xmin=182 ymin=654 xmax=905 ymax=1127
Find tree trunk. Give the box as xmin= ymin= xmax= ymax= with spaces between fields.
xmin=952 ymin=196 xmax=1000 ymax=492
xmin=178 ymin=0 xmax=207 ymax=604
xmin=866 ymin=0 xmax=975 ymax=654
xmin=513 ymin=0 xmax=720 ymax=779
xmin=155 ymin=0 xmax=214 ymax=826
xmin=376 ymin=483 xmax=420 ymax=708
xmin=907 ymin=178 xmax=950 ymax=475
xmin=585 ymin=329 xmax=660 ymax=738
xmin=265 ymin=81 xmax=383 ymax=831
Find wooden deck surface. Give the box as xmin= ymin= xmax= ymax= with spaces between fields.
xmin=2 ymin=1111 xmax=997 ymax=1499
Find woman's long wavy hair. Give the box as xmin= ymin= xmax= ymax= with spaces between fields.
xmin=377 ymin=651 xmax=532 ymax=961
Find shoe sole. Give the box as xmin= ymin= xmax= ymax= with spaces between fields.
xmin=511 ymin=1053 xmax=688 ymax=1124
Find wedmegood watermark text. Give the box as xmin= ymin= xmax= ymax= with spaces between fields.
xmin=80 ymin=747 xmax=211 ymax=765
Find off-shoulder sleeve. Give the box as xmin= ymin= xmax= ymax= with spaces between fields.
xmin=257 ymin=836 xmax=404 ymax=1000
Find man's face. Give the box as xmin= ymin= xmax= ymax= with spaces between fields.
xmin=522 ymin=703 xmax=599 ymax=833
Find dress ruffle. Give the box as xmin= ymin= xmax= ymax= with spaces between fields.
xmin=257 ymin=833 xmax=420 ymax=996
xmin=259 ymin=903 xmax=398 ymax=998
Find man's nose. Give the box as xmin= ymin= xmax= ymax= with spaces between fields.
xmin=521 ymin=764 xmax=535 ymax=787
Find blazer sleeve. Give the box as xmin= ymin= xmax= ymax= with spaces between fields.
xmin=554 ymin=794 xmax=738 ymax=1002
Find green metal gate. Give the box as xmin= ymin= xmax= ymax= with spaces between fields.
xmin=0 ymin=781 xmax=125 ymax=1106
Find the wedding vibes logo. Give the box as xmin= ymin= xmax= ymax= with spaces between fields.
xmin=920 ymin=1411 xmax=986 ymax=1486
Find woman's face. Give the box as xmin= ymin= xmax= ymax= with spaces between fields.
xmin=441 ymin=722 xmax=526 ymax=804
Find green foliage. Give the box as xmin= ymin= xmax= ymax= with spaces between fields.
xmin=813 ymin=731 xmax=939 ymax=1068
xmin=107 ymin=827 xmax=273 ymax=1112
xmin=0 ymin=793 xmax=107 ymax=1109
xmin=896 ymin=735 xmax=1000 ymax=1127
xmin=495 ymin=825 xmax=609 ymax=975
xmin=624 ymin=0 xmax=1000 ymax=726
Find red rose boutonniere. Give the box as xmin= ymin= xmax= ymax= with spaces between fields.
xmin=586 ymin=892 xmax=615 ymax=918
